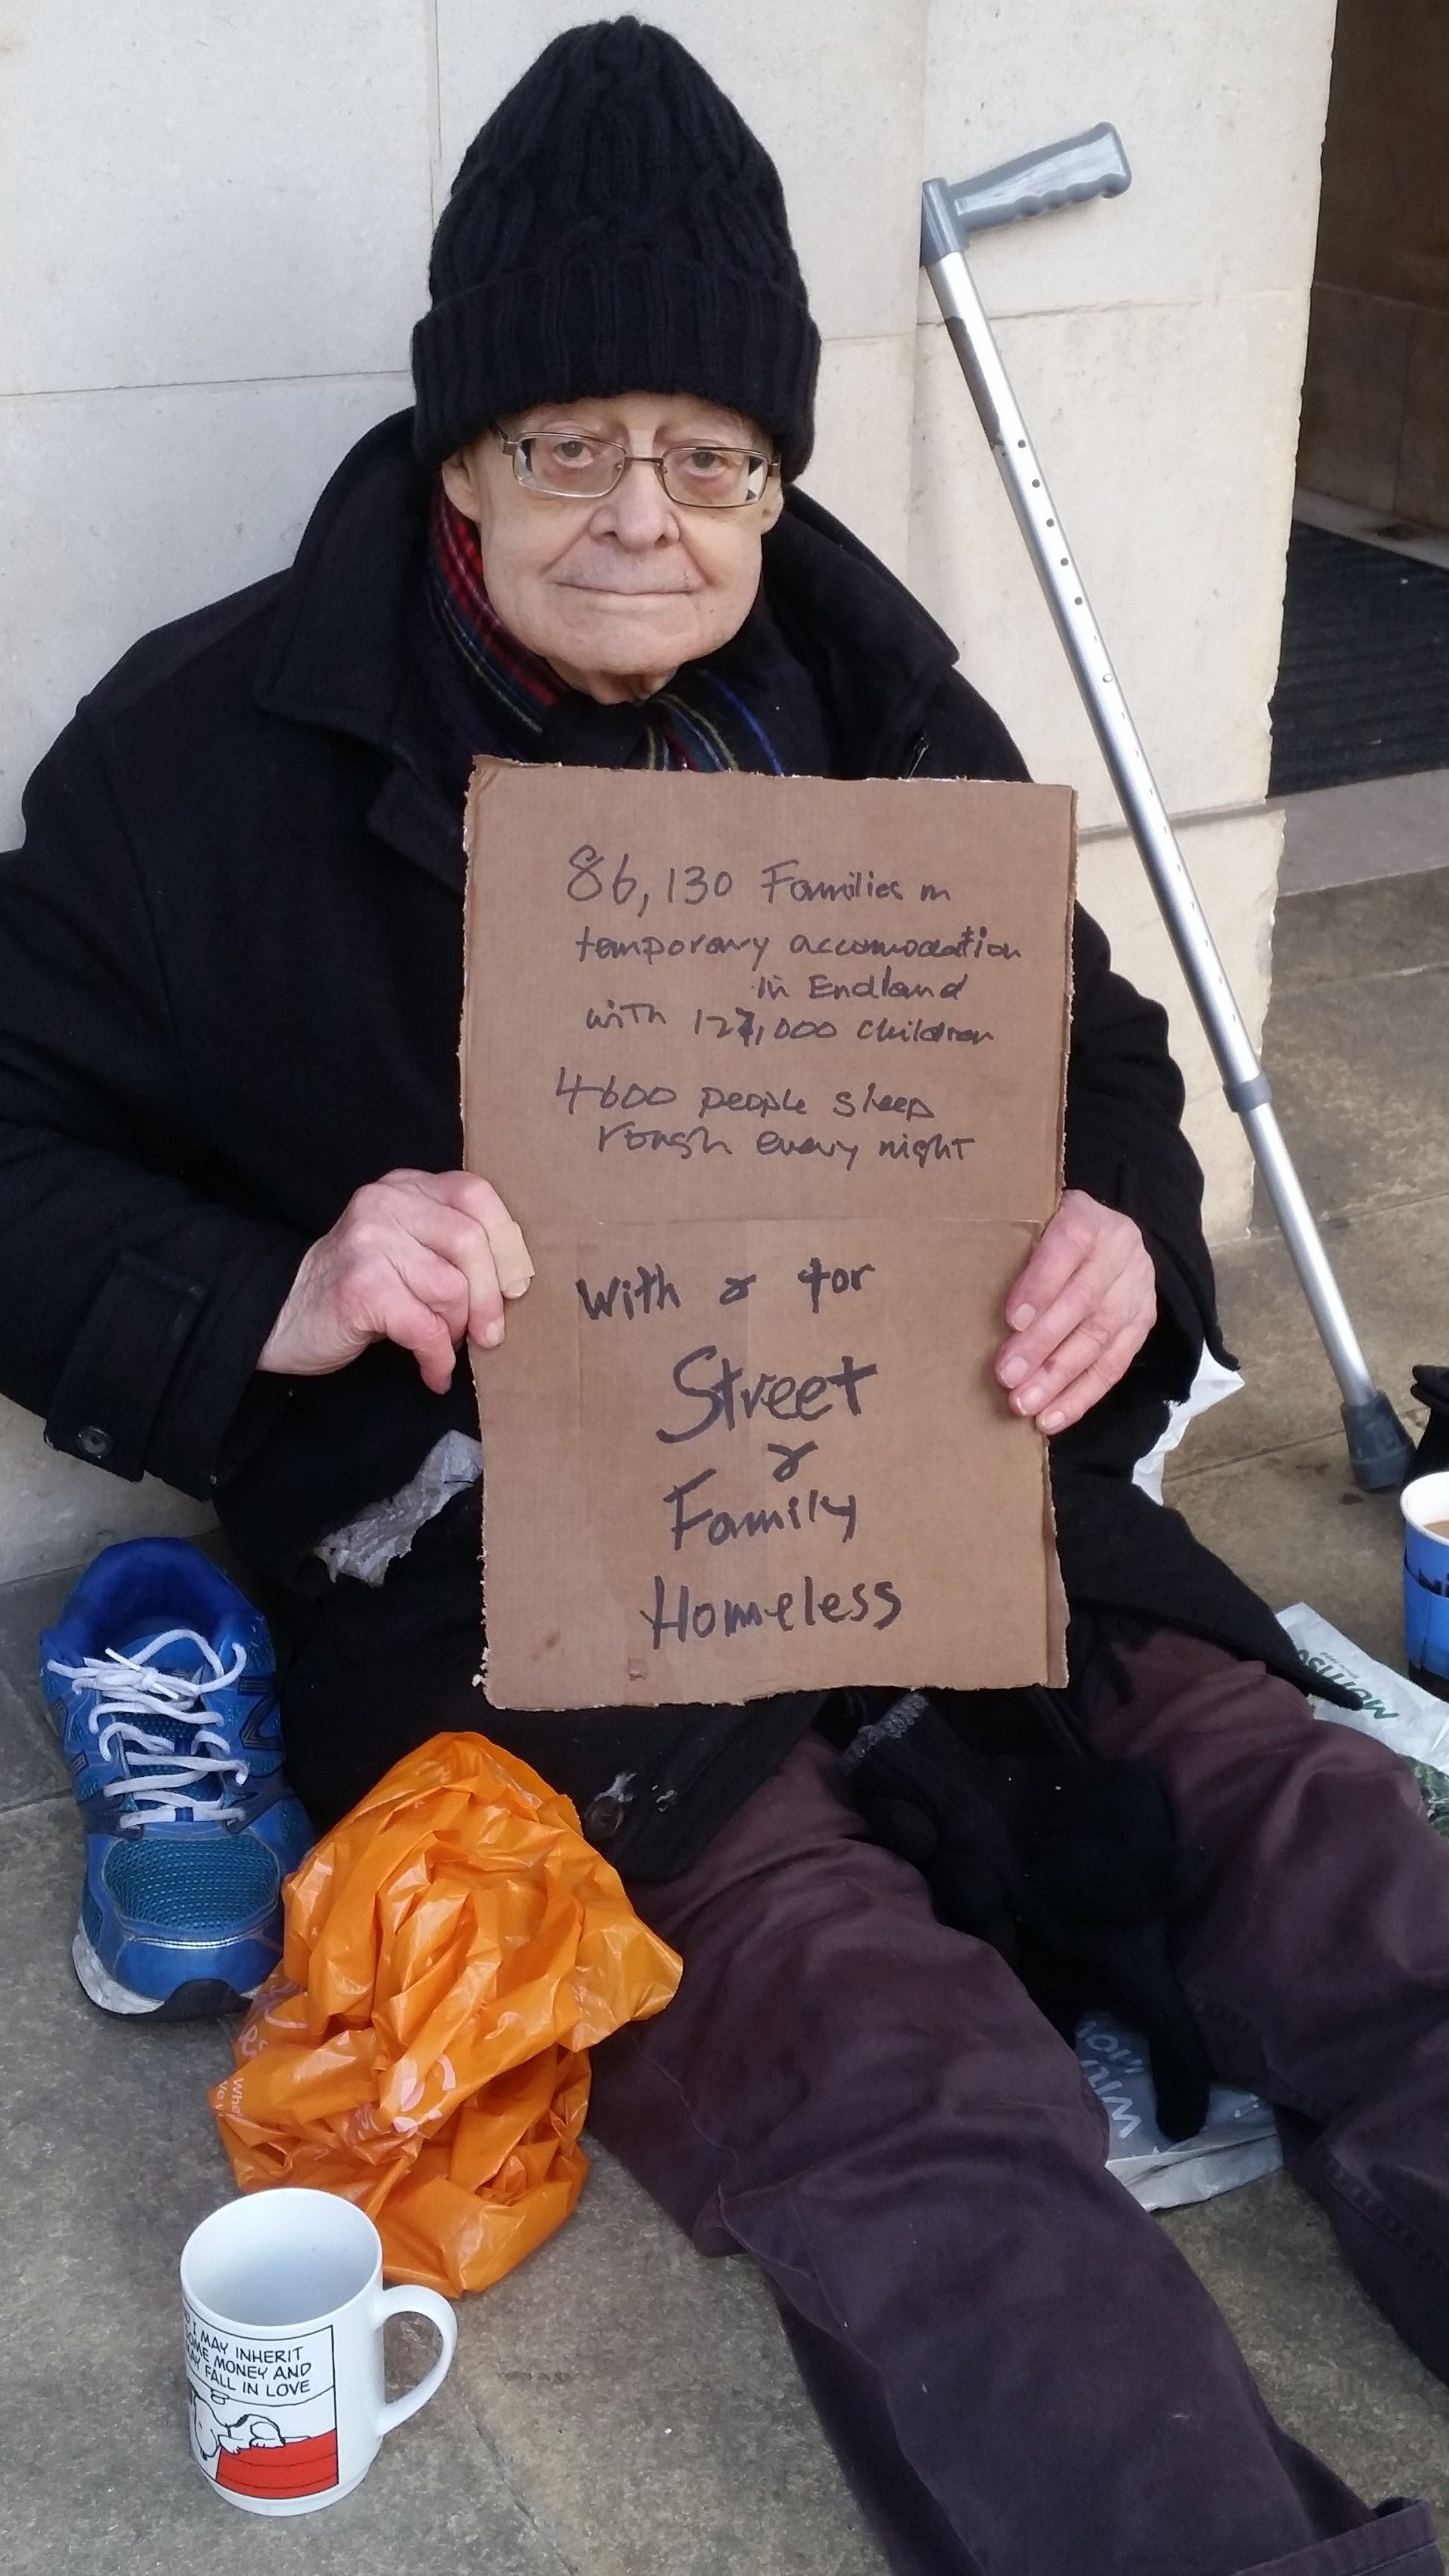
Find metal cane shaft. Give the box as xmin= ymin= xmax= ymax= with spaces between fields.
xmin=922 ymin=213 xmax=1380 ymax=1414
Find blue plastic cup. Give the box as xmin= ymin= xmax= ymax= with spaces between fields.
xmin=1402 ymin=1471 xmax=1449 ymax=1703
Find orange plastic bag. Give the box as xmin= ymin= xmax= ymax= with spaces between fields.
xmin=209 ymin=1732 xmax=681 ymax=2295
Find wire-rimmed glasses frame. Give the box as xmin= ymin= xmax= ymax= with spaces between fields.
xmin=492 ymin=425 xmax=777 ymax=510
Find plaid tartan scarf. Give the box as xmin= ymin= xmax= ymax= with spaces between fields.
xmin=423 ymin=482 xmax=823 ymax=776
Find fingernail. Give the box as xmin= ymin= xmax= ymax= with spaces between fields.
xmin=1015 ymin=1383 xmax=1043 ymax=1413
xmin=1041 ymin=1408 xmax=1065 ymax=1432
xmin=483 ymin=1319 xmax=504 ymax=1349
xmin=1008 ymin=1303 xmax=1036 ymax=1331
xmin=999 ymin=1354 xmax=1028 ymax=1388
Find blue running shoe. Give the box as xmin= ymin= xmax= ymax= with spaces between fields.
xmin=40 ymin=1538 xmax=313 ymax=2019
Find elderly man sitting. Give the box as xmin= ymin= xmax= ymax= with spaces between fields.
xmin=3 ymin=21 xmax=1448 ymax=2576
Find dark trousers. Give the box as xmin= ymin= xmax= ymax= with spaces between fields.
xmin=583 ymin=1631 xmax=1449 ymax=2576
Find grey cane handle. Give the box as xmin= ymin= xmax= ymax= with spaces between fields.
xmin=925 ymin=123 xmax=1131 ymax=256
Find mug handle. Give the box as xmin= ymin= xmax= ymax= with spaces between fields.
xmin=373 ymin=2284 xmax=459 ymax=2436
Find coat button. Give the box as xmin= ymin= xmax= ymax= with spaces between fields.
xmin=584 ymin=1793 xmax=625 ymax=1843
xmin=76 ymin=1425 xmax=112 ymax=1461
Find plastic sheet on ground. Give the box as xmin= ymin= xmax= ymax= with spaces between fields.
xmin=313 ymin=1429 xmax=482 ymax=1586
xmin=1077 ymin=2012 xmax=1282 ymax=2210
xmin=209 ymin=1732 xmax=681 ymax=2296
xmin=1132 ymin=1350 xmax=1244 ymax=1504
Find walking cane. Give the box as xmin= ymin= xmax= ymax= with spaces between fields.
xmin=921 ymin=128 xmax=1414 ymax=1492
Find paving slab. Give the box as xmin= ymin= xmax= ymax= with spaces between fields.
xmin=1168 ymin=868 xmax=1447 ymax=1492
xmin=454 ymin=2147 xmax=883 ymax=2576
xmin=0 ymin=1582 xmax=879 ymax=2576
xmin=1269 ymin=865 xmax=1449 ymax=993
xmin=1258 ymin=863 xmax=1449 ymax=1231
xmin=0 ymin=1562 xmax=75 ymax=1810
xmin=1278 ymin=767 xmax=1449 ymax=895
xmin=0 ymin=1661 xmax=66 ymax=1811
xmin=1169 ymin=1198 xmax=1443 ymax=1480
xmin=1162 ymin=2174 xmax=1449 ymax=2525
xmin=0 ymin=1799 xmax=571 ymax=2576
xmin=1246 ymin=870 xmax=1449 ymax=1230
xmin=1168 ymin=1432 xmax=1407 ymax=1669
xmin=0 ymin=1560 xmax=89 ymax=1681
xmin=1266 ymin=966 xmax=1449 ymax=1227
xmin=1249 ymin=870 xmax=1449 ymax=1229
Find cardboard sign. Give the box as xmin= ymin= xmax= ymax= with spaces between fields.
xmin=462 ymin=765 xmax=1074 ymax=1710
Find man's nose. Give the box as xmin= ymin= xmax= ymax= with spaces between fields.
xmin=590 ymin=458 xmax=679 ymax=547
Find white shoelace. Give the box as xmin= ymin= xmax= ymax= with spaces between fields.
xmin=47 ymin=1627 xmax=252 ymax=1823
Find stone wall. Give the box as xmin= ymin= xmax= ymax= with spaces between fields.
xmin=0 ymin=0 xmax=1336 ymax=1577
xmin=1298 ymin=0 xmax=1449 ymax=531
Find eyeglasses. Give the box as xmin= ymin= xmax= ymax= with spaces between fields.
xmin=494 ymin=426 xmax=777 ymax=510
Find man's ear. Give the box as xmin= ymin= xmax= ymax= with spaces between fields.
xmin=759 ymin=469 xmax=786 ymax=535
xmin=439 ymin=445 xmax=483 ymax=524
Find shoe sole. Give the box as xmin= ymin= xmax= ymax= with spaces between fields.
xmin=71 ymin=1923 xmax=255 ymax=2021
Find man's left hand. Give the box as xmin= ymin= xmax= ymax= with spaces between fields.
xmin=995 ymin=1188 xmax=1157 ymax=1433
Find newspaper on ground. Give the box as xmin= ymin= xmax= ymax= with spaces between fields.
xmin=1277 ymin=1600 xmax=1449 ymax=1835
xmin=1075 ymin=2011 xmax=1283 ymax=2211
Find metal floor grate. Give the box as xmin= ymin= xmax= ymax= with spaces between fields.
xmin=1270 ymin=521 xmax=1449 ymax=797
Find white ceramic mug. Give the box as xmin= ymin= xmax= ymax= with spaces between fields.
xmin=180 ymin=2187 xmax=457 ymax=2515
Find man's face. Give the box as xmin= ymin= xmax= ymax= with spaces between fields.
xmin=439 ymin=391 xmax=785 ymax=703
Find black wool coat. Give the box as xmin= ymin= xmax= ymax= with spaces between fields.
xmin=0 ymin=413 xmax=1335 ymax=1831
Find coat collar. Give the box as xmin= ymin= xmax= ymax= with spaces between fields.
xmin=253 ymin=410 xmax=425 ymax=748
xmin=763 ymin=489 xmax=960 ymax=776
xmin=251 ymin=409 xmax=962 ymax=877
xmin=248 ymin=413 xmax=462 ymax=887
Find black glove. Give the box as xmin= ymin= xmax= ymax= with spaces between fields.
xmin=839 ymin=1689 xmax=1213 ymax=2143
xmin=1412 ymin=1366 xmax=1449 ymax=1477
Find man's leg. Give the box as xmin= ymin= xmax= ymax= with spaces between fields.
xmin=589 ymin=1731 xmax=1435 ymax=2576
xmin=1089 ymin=1626 xmax=1449 ymax=2389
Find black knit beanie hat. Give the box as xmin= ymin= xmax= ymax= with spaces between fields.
xmin=411 ymin=16 xmax=819 ymax=478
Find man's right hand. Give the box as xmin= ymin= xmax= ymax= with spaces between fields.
xmin=257 ymin=1168 xmax=533 ymax=1393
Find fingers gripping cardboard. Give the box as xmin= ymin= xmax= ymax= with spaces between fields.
xmin=462 ymin=766 xmax=1074 ymax=1709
